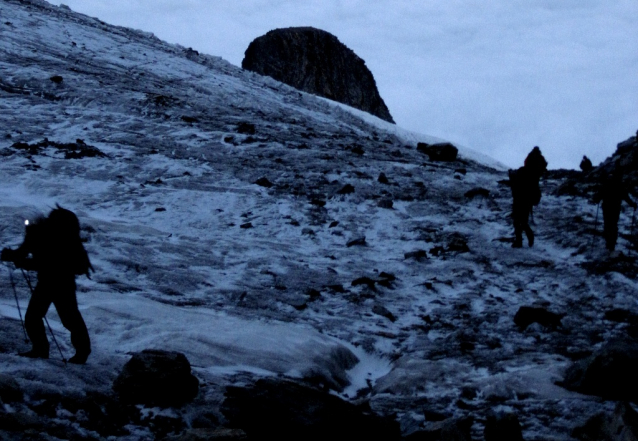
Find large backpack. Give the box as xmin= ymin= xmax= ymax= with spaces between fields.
xmin=509 ymin=167 xmax=541 ymax=206
xmin=44 ymin=206 xmax=93 ymax=277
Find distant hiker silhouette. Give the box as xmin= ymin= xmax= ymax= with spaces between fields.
xmin=509 ymin=147 xmax=547 ymax=248
xmin=1 ymin=206 xmax=92 ymax=364
xmin=579 ymin=156 xmax=593 ymax=173
xmin=592 ymin=173 xmax=637 ymax=252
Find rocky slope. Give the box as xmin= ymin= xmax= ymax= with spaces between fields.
xmin=0 ymin=1 xmax=637 ymax=440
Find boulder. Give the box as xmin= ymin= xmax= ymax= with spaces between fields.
xmin=417 ymin=142 xmax=459 ymax=162
xmin=113 ymin=349 xmax=199 ymax=407
xmin=558 ymin=340 xmax=638 ymax=402
xmin=572 ymin=402 xmax=638 ymax=441
xmin=242 ymin=27 xmax=394 ymax=123
xmin=484 ymin=412 xmax=525 ymax=441
xmin=221 ymin=378 xmax=400 ymax=440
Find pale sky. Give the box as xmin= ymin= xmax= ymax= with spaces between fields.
xmin=50 ymin=0 xmax=638 ymax=169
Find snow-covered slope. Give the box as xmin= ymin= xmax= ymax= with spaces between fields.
xmin=1 ymin=1 xmax=636 ymax=439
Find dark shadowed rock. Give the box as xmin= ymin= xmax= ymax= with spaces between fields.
xmin=236 ymin=122 xmax=256 ymax=135
xmin=255 ymin=177 xmax=273 ymax=188
xmin=167 ymin=428 xmax=248 ymax=441
xmin=484 ymin=412 xmax=525 ymax=441
xmin=558 ymin=340 xmax=638 ymax=402
xmin=417 ymin=142 xmax=459 ymax=162
xmin=0 ymin=374 xmax=23 ymax=403
xmin=464 ymin=187 xmax=491 ymax=199
xmin=572 ymin=402 xmax=638 ymax=441
xmin=514 ymin=306 xmax=564 ymax=331
xmin=221 ymin=378 xmax=401 ymax=440
xmin=242 ymin=27 xmax=394 ymax=123
xmin=337 ymin=183 xmax=355 ymax=194
xmin=405 ymin=416 xmax=473 ymax=441
xmin=113 ymin=349 xmax=199 ymax=407
xmin=372 ymin=304 xmax=397 ymax=322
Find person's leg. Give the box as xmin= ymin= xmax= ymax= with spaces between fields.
xmin=53 ymin=280 xmax=91 ymax=364
xmin=23 ymin=283 xmax=52 ymax=358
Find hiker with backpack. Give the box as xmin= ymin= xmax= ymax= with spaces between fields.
xmin=509 ymin=147 xmax=548 ymax=248
xmin=1 ymin=206 xmax=93 ymax=364
xmin=592 ymin=172 xmax=637 ymax=252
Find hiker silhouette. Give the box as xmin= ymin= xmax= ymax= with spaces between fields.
xmin=509 ymin=147 xmax=547 ymax=248
xmin=592 ymin=173 xmax=637 ymax=252
xmin=1 ymin=206 xmax=92 ymax=364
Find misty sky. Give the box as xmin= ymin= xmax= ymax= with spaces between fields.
xmin=49 ymin=0 xmax=638 ymax=169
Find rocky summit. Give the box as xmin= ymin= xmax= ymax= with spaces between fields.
xmin=0 ymin=1 xmax=638 ymax=440
xmin=242 ymin=26 xmax=395 ymax=124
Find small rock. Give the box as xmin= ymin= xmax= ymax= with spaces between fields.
xmin=236 ymin=122 xmax=256 ymax=135
xmin=378 ymin=199 xmax=393 ymax=209
xmin=255 ymin=177 xmax=273 ymax=188
xmin=372 ymin=304 xmax=396 ymax=322
xmin=514 ymin=306 xmax=564 ymax=331
xmin=465 ymin=187 xmax=491 ymax=199
xmin=351 ymin=277 xmax=376 ymax=289
xmin=337 ymin=184 xmax=355 ymax=194
xmin=405 ymin=249 xmax=428 ymax=261
xmin=378 ymin=173 xmax=389 ymax=184
xmin=49 ymin=75 xmax=63 ymax=84
xmin=166 ymin=428 xmax=248 ymax=441
xmin=346 ymin=237 xmax=367 ymax=247
xmin=181 ymin=115 xmax=198 ymax=123
xmin=240 ymin=222 xmax=253 ymax=229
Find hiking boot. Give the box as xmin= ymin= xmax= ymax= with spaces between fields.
xmin=18 ymin=349 xmax=49 ymax=359
xmin=527 ymin=231 xmax=534 ymax=247
xmin=512 ymin=240 xmax=523 ymax=248
xmin=68 ymin=352 xmax=89 ymax=365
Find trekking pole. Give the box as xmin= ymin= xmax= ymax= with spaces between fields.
xmin=631 ymin=207 xmax=636 ymax=255
xmin=6 ymin=263 xmax=29 ymax=343
xmin=20 ymin=269 xmax=67 ymax=366
xmin=589 ymin=202 xmax=600 ymax=250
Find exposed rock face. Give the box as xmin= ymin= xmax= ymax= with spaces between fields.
xmin=242 ymin=27 xmax=395 ymax=123
xmin=113 ymin=349 xmax=199 ymax=407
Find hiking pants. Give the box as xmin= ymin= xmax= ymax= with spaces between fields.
xmin=25 ymin=274 xmax=91 ymax=357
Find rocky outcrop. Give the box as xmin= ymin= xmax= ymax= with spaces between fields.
xmin=242 ymin=27 xmax=394 ymax=123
